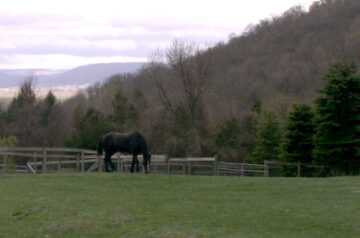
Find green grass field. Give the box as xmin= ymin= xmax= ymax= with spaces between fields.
xmin=0 ymin=174 xmax=359 ymax=238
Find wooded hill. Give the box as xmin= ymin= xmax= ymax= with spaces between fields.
xmin=1 ymin=0 xmax=360 ymax=166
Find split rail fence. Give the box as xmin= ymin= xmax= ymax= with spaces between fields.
xmin=0 ymin=147 xmax=321 ymax=177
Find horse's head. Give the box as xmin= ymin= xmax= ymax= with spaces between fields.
xmin=143 ymin=153 xmax=151 ymax=173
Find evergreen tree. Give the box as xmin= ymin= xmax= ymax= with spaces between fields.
xmin=40 ymin=90 xmax=56 ymax=126
xmin=215 ymin=118 xmax=241 ymax=149
xmin=111 ymin=87 xmax=138 ymax=130
xmin=5 ymin=78 xmax=39 ymax=146
xmin=0 ymin=104 xmax=5 ymax=135
xmin=281 ymin=104 xmax=315 ymax=163
xmin=214 ymin=118 xmax=242 ymax=162
xmin=251 ymin=111 xmax=281 ymax=163
xmin=314 ymin=62 xmax=360 ymax=174
xmin=6 ymin=78 xmax=36 ymax=123
xmin=66 ymin=107 xmax=111 ymax=149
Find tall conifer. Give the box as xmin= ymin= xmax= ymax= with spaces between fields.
xmin=314 ymin=63 xmax=360 ymax=174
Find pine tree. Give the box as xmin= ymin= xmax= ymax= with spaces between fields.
xmin=252 ymin=111 xmax=281 ymax=163
xmin=67 ymin=107 xmax=111 ymax=149
xmin=314 ymin=62 xmax=360 ymax=174
xmin=5 ymin=78 xmax=39 ymax=146
xmin=111 ymin=87 xmax=138 ymax=130
xmin=215 ymin=118 xmax=241 ymax=149
xmin=281 ymin=104 xmax=315 ymax=163
xmin=40 ymin=90 xmax=56 ymax=126
xmin=6 ymin=78 xmax=36 ymax=123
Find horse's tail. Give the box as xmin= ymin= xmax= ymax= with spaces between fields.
xmin=97 ymin=136 xmax=103 ymax=156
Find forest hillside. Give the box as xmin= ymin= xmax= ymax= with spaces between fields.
xmin=2 ymin=0 xmax=360 ymax=166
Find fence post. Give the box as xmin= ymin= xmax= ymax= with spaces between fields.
xmin=183 ymin=161 xmax=186 ymax=175
xmin=80 ymin=151 xmax=85 ymax=172
xmin=241 ymin=164 xmax=244 ymax=176
xmin=187 ymin=160 xmax=191 ymax=175
xmin=264 ymin=161 xmax=270 ymax=177
xmin=214 ymin=155 xmax=218 ymax=176
xmin=297 ymin=162 xmax=301 ymax=177
xmin=75 ymin=154 xmax=80 ymax=172
xmin=3 ymin=152 xmax=7 ymax=174
xmin=120 ymin=157 xmax=124 ymax=172
xmin=33 ymin=152 xmax=37 ymax=173
xmin=166 ymin=155 xmax=170 ymax=175
xmin=58 ymin=160 xmax=61 ymax=172
xmin=117 ymin=154 xmax=120 ymax=172
xmin=42 ymin=148 xmax=47 ymax=173
xmin=98 ymin=155 xmax=102 ymax=172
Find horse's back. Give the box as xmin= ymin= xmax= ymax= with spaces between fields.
xmin=101 ymin=131 xmax=145 ymax=154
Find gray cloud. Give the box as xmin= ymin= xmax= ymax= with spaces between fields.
xmin=0 ymin=12 xmax=227 ymax=63
xmin=0 ymin=7 xmax=240 ymax=70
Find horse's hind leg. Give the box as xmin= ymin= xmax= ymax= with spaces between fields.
xmin=135 ymin=155 xmax=140 ymax=172
xmin=109 ymin=158 xmax=115 ymax=172
xmin=130 ymin=154 xmax=140 ymax=173
xmin=104 ymin=152 xmax=115 ymax=172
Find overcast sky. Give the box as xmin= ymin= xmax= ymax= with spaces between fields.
xmin=0 ymin=0 xmax=317 ymax=70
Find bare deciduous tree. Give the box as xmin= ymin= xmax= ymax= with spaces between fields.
xmin=147 ymin=40 xmax=214 ymax=125
xmin=145 ymin=49 xmax=175 ymax=114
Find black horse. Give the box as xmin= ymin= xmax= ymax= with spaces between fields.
xmin=97 ymin=131 xmax=151 ymax=173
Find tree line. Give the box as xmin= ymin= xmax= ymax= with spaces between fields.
xmin=0 ymin=0 xmax=360 ymax=175
xmin=252 ymin=62 xmax=360 ymax=175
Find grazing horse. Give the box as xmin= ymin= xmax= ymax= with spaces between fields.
xmin=97 ymin=131 xmax=151 ymax=173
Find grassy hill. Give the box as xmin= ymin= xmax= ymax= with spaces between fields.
xmin=0 ymin=174 xmax=359 ymax=237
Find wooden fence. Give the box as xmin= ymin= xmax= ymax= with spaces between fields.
xmin=219 ymin=162 xmax=268 ymax=177
xmin=0 ymin=147 xmax=268 ymax=176
xmin=0 ymin=147 xmax=321 ymax=177
xmin=0 ymin=147 xmax=220 ymax=175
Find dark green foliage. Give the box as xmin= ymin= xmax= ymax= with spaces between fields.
xmin=251 ymin=101 xmax=262 ymax=114
xmin=4 ymin=79 xmax=40 ymax=146
xmin=6 ymin=78 xmax=36 ymax=123
xmin=215 ymin=118 xmax=241 ymax=148
xmin=111 ymin=87 xmax=138 ymax=130
xmin=281 ymin=104 xmax=315 ymax=163
xmin=314 ymin=62 xmax=360 ymax=174
xmin=11 ymin=78 xmax=36 ymax=107
xmin=168 ymin=104 xmax=193 ymax=157
xmin=40 ymin=91 xmax=56 ymax=126
xmin=132 ymin=89 xmax=148 ymax=111
xmin=66 ymin=107 xmax=112 ymax=150
xmin=0 ymin=105 xmax=5 ymax=135
xmin=214 ymin=118 xmax=242 ymax=162
xmin=251 ymin=111 xmax=281 ymax=163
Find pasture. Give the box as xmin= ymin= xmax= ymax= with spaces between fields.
xmin=0 ymin=174 xmax=359 ymax=238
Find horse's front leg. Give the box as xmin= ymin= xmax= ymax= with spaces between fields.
xmin=109 ymin=158 xmax=115 ymax=172
xmin=130 ymin=155 xmax=135 ymax=173
xmin=104 ymin=153 xmax=110 ymax=172
xmin=135 ymin=155 xmax=140 ymax=172
xmin=105 ymin=152 xmax=115 ymax=172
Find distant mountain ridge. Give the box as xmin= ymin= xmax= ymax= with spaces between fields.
xmin=0 ymin=62 xmax=145 ymax=87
